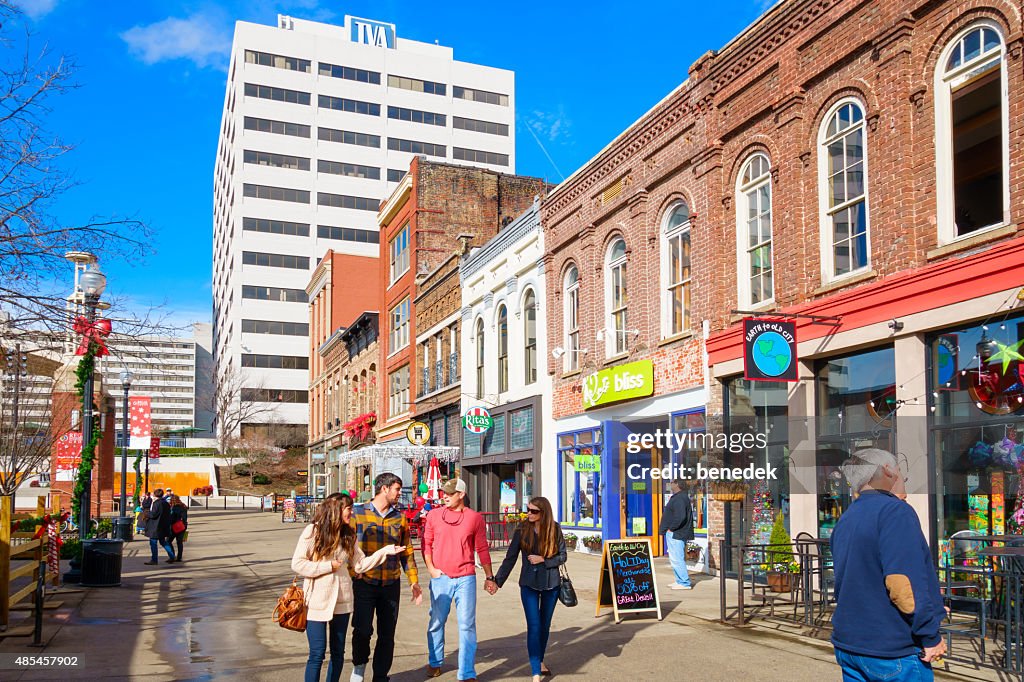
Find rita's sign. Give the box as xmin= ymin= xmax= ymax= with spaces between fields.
xmin=582 ymin=359 xmax=654 ymax=410
xmin=743 ymin=318 xmax=798 ymax=382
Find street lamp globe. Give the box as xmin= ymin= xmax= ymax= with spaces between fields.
xmin=79 ymin=267 xmax=107 ymax=298
xmin=120 ymin=369 xmax=133 ymax=389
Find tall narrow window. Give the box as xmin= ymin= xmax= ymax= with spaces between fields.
xmin=606 ymin=239 xmax=628 ymax=355
xmin=820 ymin=101 xmax=869 ymax=278
xmin=475 ymin=319 xmax=485 ymax=399
xmin=736 ymin=154 xmax=773 ymax=306
xmin=662 ymin=203 xmax=691 ymax=337
xmin=564 ymin=266 xmax=580 ymax=371
xmin=497 ymin=305 xmax=509 ymax=393
xmin=937 ymin=23 xmax=1008 ymax=239
xmin=523 ymin=290 xmax=537 ymax=385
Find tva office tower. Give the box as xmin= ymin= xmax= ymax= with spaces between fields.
xmin=212 ymin=14 xmax=516 ymax=438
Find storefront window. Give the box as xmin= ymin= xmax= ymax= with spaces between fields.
xmin=668 ymin=409 xmax=707 ymax=532
xmin=725 ymin=378 xmax=790 ymax=569
xmin=464 ymin=430 xmax=481 ymax=459
xmin=521 ymin=460 xmax=534 ymax=512
xmin=558 ymin=428 xmax=602 ymax=528
xmin=931 ymin=314 xmax=1024 ymax=552
xmin=510 ymin=407 xmax=534 ymax=450
xmin=815 ymin=347 xmax=895 ymax=538
xmin=484 ymin=414 xmax=506 ymax=455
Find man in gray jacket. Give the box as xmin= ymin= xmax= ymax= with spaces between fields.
xmin=659 ymin=479 xmax=694 ymax=590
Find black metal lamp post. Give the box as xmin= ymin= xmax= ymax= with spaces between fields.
xmin=77 ymin=265 xmax=106 ymax=541
xmin=116 ymin=369 xmax=134 ymax=541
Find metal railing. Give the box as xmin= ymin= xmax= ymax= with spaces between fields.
xmin=434 ymin=360 xmax=443 ymax=391
xmin=419 ymin=367 xmax=431 ymax=396
xmin=449 ymin=352 xmax=459 ymax=383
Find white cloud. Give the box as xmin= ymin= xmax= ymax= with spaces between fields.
xmin=15 ymin=0 xmax=58 ymax=20
xmin=120 ymin=13 xmax=231 ymax=70
xmin=529 ymin=107 xmax=571 ymax=143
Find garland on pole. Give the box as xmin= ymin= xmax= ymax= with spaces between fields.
xmin=132 ymin=451 xmax=143 ymax=508
xmin=71 ymin=341 xmax=101 ymax=535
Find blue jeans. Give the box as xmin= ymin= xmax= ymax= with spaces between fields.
xmin=665 ymin=534 xmax=691 ymax=587
xmin=427 ymin=574 xmax=477 ymax=680
xmin=835 ymin=649 xmax=933 ymax=682
xmin=305 ymin=612 xmax=350 ymax=682
xmin=521 ymin=585 xmax=558 ymax=676
xmin=149 ymin=537 xmax=175 ymax=562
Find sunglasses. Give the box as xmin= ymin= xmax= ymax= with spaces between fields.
xmin=527 ymin=508 xmax=541 ymax=514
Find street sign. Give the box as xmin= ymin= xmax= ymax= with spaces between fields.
xmin=297 ymin=469 xmax=308 ymax=476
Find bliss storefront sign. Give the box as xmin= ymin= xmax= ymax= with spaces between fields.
xmin=350 ymin=17 xmax=395 ymax=48
xmin=582 ymin=359 xmax=654 ymax=410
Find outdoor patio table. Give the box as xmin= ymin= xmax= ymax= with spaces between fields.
xmin=979 ymin=546 xmax=1024 ymax=671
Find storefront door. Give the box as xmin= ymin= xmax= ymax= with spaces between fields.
xmin=618 ymin=443 xmax=663 ymax=555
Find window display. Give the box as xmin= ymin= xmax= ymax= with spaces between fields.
xmin=558 ymin=428 xmax=602 ymax=528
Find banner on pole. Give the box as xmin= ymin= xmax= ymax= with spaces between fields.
xmin=54 ymin=432 xmax=83 ymax=482
xmin=149 ymin=436 xmax=161 ymax=462
xmin=129 ymin=397 xmax=152 ymax=450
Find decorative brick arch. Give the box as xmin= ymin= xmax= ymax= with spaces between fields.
xmin=808 ymin=83 xmax=880 ymax=148
xmin=919 ymin=4 xmax=1021 ymax=84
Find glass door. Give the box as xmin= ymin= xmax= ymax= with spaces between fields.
xmin=619 ymin=443 xmax=662 ymax=555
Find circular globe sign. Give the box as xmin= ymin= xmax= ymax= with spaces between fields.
xmin=462 ymin=406 xmax=493 ymax=434
xmin=751 ymin=330 xmax=793 ymax=377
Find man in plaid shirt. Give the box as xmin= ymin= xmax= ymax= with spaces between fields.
xmin=350 ymin=472 xmax=422 ymax=682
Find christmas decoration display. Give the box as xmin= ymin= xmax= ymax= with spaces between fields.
xmin=746 ymin=478 xmax=775 ymax=568
xmin=1008 ymin=463 xmax=1024 ymax=535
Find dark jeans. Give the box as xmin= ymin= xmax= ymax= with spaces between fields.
xmin=351 ymin=580 xmax=401 ymax=682
xmin=305 ymin=612 xmax=350 ymax=682
xmin=173 ymin=531 xmax=186 ymax=560
xmin=149 ymin=536 xmax=174 ymax=562
xmin=520 ymin=585 xmax=559 ymax=676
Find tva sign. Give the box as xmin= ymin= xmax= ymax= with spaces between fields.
xmin=350 ymin=17 xmax=395 ymax=48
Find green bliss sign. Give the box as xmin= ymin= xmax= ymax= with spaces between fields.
xmin=575 ymin=454 xmax=600 ymax=472
xmin=581 ymin=359 xmax=654 ymax=410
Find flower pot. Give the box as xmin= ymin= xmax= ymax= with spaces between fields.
xmin=766 ymin=571 xmax=794 ymax=593
xmin=565 ymin=540 xmax=577 ymax=551
xmin=685 ymin=549 xmax=701 ymax=561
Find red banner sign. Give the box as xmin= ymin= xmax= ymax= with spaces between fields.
xmin=129 ymin=397 xmax=152 ymax=450
xmin=149 ymin=436 xmax=160 ymax=461
xmin=54 ymin=432 xmax=83 ymax=482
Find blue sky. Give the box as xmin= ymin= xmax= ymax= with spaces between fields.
xmin=16 ymin=0 xmax=777 ymax=331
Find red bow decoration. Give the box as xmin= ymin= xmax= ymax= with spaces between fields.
xmin=73 ymin=316 xmax=111 ymax=356
xmin=32 ymin=512 xmax=68 ymax=548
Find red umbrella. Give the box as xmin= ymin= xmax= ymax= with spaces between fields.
xmin=426 ymin=457 xmax=442 ymax=501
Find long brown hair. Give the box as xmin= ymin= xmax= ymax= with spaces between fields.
xmin=308 ymin=493 xmax=357 ymax=563
xmin=520 ymin=496 xmax=560 ymax=558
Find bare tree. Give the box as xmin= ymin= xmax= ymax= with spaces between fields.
xmin=230 ymin=435 xmax=279 ymax=488
xmin=0 ymin=346 xmax=62 ymax=497
xmin=212 ymin=363 xmax=276 ymax=475
xmin=0 ymin=1 xmax=170 ymax=339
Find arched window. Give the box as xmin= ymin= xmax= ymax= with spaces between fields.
xmin=736 ymin=154 xmax=773 ymax=306
xmin=368 ymin=364 xmax=376 ymax=413
xmin=564 ymin=266 xmax=580 ymax=371
xmin=523 ymin=290 xmax=537 ymax=385
xmin=820 ymin=99 xmax=869 ymax=279
xmin=497 ymin=305 xmax=509 ymax=393
xmin=606 ymin=239 xmax=628 ymax=355
xmin=475 ymin=318 xmax=485 ymax=399
xmin=661 ymin=202 xmax=691 ymax=337
xmin=936 ymin=23 xmax=1008 ymax=240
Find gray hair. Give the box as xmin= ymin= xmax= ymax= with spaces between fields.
xmin=841 ymin=448 xmax=898 ymax=493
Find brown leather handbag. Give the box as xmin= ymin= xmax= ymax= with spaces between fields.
xmin=273 ymin=577 xmax=307 ymax=632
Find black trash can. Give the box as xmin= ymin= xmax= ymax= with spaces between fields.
xmin=114 ymin=517 xmax=134 ymax=542
xmin=81 ymin=539 xmax=124 ymax=587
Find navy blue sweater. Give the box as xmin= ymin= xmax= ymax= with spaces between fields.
xmin=830 ymin=490 xmax=946 ymax=658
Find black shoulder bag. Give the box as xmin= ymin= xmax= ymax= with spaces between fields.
xmin=558 ymin=564 xmax=578 ymax=607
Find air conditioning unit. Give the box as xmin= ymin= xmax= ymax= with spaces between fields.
xmin=278 ymin=15 xmax=294 ymax=30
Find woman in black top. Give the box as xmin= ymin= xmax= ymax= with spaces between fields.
xmin=168 ymin=495 xmax=189 ymax=563
xmin=494 ymin=497 xmax=566 ymax=682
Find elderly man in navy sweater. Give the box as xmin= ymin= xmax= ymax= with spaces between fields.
xmin=831 ymin=448 xmax=947 ymax=681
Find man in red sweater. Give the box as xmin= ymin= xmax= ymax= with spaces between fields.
xmin=422 ymin=478 xmax=493 ymax=681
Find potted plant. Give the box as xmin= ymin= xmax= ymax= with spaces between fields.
xmin=685 ymin=541 xmax=702 ymax=562
xmin=563 ymin=532 xmax=578 ymax=551
xmin=765 ymin=512 xmax=798 ymax=592
xmin=582 ymin=535 xmax=603 ymax=552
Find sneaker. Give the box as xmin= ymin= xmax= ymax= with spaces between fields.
xmin=143 ymin=561 xmax=158 ymax=565
xmin=667 ymin=582 xmax=681 ymax=588
xmin=166 ymin=558 xmax=176 ymax=563
xmin=671 ymin=584 xmax=693 ymax=590
xmin=350 ymin=664 xmax=366 ymax=682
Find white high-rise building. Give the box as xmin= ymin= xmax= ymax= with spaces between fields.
xmin=212 ymin=14 xmax=516 ymax=437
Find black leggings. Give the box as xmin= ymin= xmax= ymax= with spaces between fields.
xmin=174 ymin=530 xmax=186 ymax=559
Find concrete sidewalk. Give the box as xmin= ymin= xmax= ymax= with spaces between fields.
xmin=0 ymin=509 xmax=996 ymax=681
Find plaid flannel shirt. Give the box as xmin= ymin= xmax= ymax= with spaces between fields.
xmin=351 ymin=502 xmax=419 ymax=586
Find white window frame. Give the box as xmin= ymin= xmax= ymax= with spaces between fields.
xmin=564 ymin=266 xmax=580 ymax=372
xmin=475 ymin=317 xmax=485 ymax=399
xmin=935 ymin=21 xmax=1009 ymax=244
xmin=389 ymin=225 xmax=410 ymax=283
xmin=523 ymin=288 xmax=537 ymax=385
xmin=497 ymin=304 xmax=509 ymax=394
xmin=388 ymin=365 xmax=409 ymax=418
xmin=818 ymin=98 xmax=871 ymax=283
xmin=660 ymin=202 xmax=692 ymax=338
xmin=605 ymin=238 xmax=628 ymax=356
xmin=388 ymin=297 xmax=410 ymax=354
xmin=735 ymin=153 xmax=774 ymax=308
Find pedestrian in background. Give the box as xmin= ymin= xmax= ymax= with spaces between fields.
xmin=168 ymin=495 xmax=189 ymax=563
xmin=422 ymin=478 xmax=493 ymax=682
xmin=659 ymin=479 xmax=694 ymax=590
xmin=292 ymin=493 xmax=403 ymax=682
xmin=493 ymin=496 xmax=565 ymax=682
xmin=357 ymin=484 xmax=373 ymax=504
xmin=144 ymin=489 xmax=176 ymax=565
xmin=349 ymin=473 xmax=422 ymax=682
xmin=831 ymin=449 xmax=947 ymax=681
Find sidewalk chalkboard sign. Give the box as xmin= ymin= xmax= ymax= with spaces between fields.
xmin=596 ymin=538 xmax=663 ymax=623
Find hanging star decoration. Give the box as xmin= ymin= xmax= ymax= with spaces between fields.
xmin=987 ymin=339 xmax=1024 ymax=374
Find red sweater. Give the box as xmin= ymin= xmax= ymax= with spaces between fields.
xmin=422 ymin=507 xmax=491 ymax=578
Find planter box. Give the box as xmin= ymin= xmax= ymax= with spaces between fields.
xmin=767 ymin=571 xmax=795 ymax=593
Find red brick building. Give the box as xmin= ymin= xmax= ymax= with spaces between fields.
xmin=543 ymin=0 xmax=1024 ymax=568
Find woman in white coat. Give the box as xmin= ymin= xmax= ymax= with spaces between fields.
xmin=292 ymin=493 xmax=403 ymax=682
